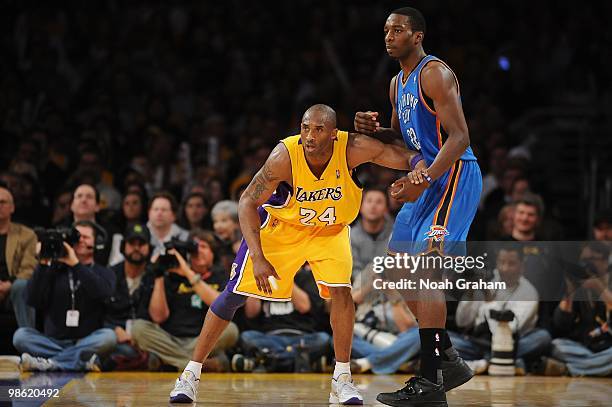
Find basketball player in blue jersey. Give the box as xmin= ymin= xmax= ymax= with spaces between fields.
xmin=355 ymin=7 xmax=482 ymax=407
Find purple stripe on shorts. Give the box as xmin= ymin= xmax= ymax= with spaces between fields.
xmin=226 ymin=239 xmax=249 ymax=292
xmin=231 ymin=182 xmax=292 ymax=293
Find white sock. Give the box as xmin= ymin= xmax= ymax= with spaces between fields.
xmin=355 ymin=358 xmax=371 ymax=372
xmin=184 ymin=361 xmax=203 ymax=380
xmin=333 ymin=361 xmax=351 ymax=382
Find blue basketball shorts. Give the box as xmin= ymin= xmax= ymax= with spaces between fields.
xmin=388 ymin=160 xmax=482 ymax=256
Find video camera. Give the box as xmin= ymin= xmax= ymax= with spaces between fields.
xmin=34 ymin=227 xmax=81 ymax=260
xmin=156 ymin=238 xmax=199 ymax=270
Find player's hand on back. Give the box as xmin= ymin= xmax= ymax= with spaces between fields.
xmin=354 ymin=111 xmax=380 ymax=135
xmin=252 ymin=254 xmax=281 ymax=296
xmin=390 ymin=169 xmax=430 ymax=203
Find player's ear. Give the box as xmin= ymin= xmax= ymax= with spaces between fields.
xmin=415 ymin=32 xmax=424 ymax=45
xmin=332 ymin=128 xmax=338 ymax=140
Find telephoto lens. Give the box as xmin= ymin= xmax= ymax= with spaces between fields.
xmin=488 ymin=309 xmax=516 ymax=376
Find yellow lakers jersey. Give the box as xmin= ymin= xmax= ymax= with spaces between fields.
xmin=262 ymin=131 xmax=362 ymax=228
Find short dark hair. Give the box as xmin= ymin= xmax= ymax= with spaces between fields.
xmin=304 ymin=104 xmax=337 ymax=128
xmin=149 ymin=191 xmax=178 ymax=214
xmin=363 ymin=186 xmax=389 ymax=208
xmin=184 ymin=192 xmax=208 ymax=207
xmin=73 ymin=183 xmax=100 ymax=204
xmin=514 ymin=192 xmax=545 ymax=218
xmin=189 ymin=228 xmax=218 ymax=253
xmin=391 ymin=7 xmax=426 ymax=34
xmin=73 ymin=219 xmax=98 ymax=239
xmin=498 ymin=242 xmax=524 ymax=260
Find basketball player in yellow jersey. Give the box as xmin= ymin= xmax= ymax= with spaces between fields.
xmin=169 ymin=104 xmax=421 ymax=405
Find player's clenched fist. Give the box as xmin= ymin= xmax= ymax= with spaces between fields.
xmin=252 ymin=255 xmax=281 ymax=295
xmin=354 ymin=111 xmax=380 ymax=135
xmin=390 ymin=169 xmax=431 ymax=202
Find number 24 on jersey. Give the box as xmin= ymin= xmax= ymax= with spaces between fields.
xmin=299 ymin=207 xmax=336 ymax=226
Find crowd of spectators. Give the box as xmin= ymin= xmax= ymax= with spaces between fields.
xmin=1 ymin=1 xmax=610 ymax=377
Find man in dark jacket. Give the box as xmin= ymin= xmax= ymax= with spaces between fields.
xmin=12 ymin=221 xmax=116 ymax=371
xmin=103 ymin=223 xmax=157 ymax=370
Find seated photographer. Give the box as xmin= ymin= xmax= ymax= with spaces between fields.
xmin=130 ymin=229 xmax=238 ymax=372
xmin=450 ymin=245 xmax=551 ymax=374
xmin=0 ymin=185 xmax=37 ymax=328
xmin=349 ymin=263 xmax=420 ymax=374
xmin=551 ymin=242 xmax=612 ymax=377
xmin=233 ymin=265 xmax=332 ymax=373
xmin=102 ymin=223 xmax=159 ymax=371
xmin=13 ymin=221 xmax=116 ymax=371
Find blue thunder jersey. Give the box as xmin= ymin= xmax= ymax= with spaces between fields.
xmin=389 ymin=55 xmax=482 ymax=256
xmin=396 ymin=55 xmax=477 ymax=164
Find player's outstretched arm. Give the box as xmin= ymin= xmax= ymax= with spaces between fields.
xmin=238 ymin=142 xmax=291 ymax=295
xmin=420 ymin=62 xmax=470 ymax=180
xmin=347 ymin=132 xmax=419 ymax=170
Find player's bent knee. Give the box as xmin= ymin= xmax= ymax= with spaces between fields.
xmin=210 ymin=289 xmax=247 ymax=321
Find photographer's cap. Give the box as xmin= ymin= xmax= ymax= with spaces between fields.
xmin=124 ymin=223 xmax=151 ymax=243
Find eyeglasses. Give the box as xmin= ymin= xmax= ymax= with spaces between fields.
xmin=0 ymin=200 xmax=13 ymax=206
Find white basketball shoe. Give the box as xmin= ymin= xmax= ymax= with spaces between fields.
xmin=329 ymin=374 xmax=363 ymax=405
xmin=169 ymin=370 xmax=200 ymax=403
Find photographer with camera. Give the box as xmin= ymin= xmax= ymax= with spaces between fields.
xmin=450 ymin=244 xmax=551 ymax=375
xmin=348 ymin=261 xmax=421 ymax=375
xmin=551 ymin=242 xmax=612 ymax=376
xmin=0 ymin=186 xmax=37 ymax=328
xmin=12 ymin=221 xmax=116 ymax=371
xmin=102 ymin=223 xmax=159 ymax=371
xmin=130 ymin=229 xmax=238 ymax=372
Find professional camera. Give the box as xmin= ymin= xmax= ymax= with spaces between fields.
xmin=34 ymin=227 xmax=81 ymax=260
xmin=353 ymin=310 xmax=397 ymax=348
xmin=156 ymin=238 xmax=199 ymax=270
xmin=488 ymin=309 xmax=516 ymax=376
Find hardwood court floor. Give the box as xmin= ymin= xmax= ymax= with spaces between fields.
xmin=13 ymin=372 xmax=612 ymax=406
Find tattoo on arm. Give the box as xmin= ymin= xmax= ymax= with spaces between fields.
xmin=249 ymin=162 xmax=278 ymax=201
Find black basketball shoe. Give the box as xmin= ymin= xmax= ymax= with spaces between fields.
xmin=441 ymin=351 xmax=474 ymax=391
xmin=376 ymin=376 xmax=448 ymax=407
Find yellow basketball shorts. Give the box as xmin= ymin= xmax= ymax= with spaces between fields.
xmin=226 ymin=217 xmax=352 ymax=300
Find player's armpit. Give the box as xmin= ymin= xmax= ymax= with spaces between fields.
xmin=421 ymin=62 xmax=468 ymax=140
xmin=240 ymin=142 xmax=291 ymax=207
xmin=347 ymin=132 xmax=417 ymax=170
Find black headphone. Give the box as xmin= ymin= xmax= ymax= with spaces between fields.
xmin=73 ymin=220 xmax=107 ymax=252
